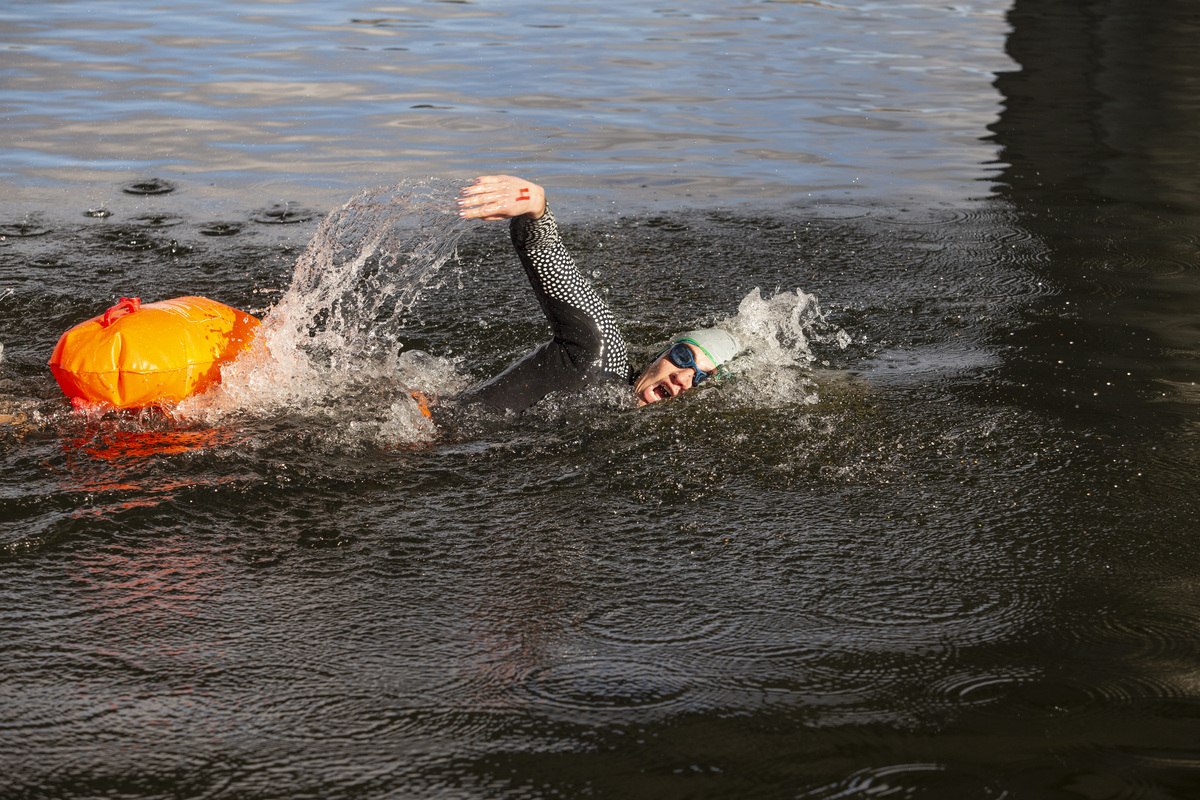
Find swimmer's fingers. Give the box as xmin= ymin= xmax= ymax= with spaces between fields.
xmin=458 ymin=175 xmax=544 ymax=220
xmin=458 ymin=175 xmax=546 ymax=220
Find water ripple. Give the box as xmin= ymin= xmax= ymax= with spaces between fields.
xmin=122 ymin=178 xmax=176 ymax=196
xmin=799 ymin=762 xmax=1004 ymax=799
xmin=581 ymin=595 xmax=733 ymax=646
xmin=197 ymin=221 xmax=244 ymax=237
xmin=0 ymin=218 xmax=52 ymax=237
xmin=520 ymin=657 xmax=693 ymax=714
xmin=129 ymin=213 xmax=185 ymax=229
xmin=250 ymin=202 xmax=318 ymax=225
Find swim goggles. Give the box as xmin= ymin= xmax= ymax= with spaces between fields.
xmin=663 ymin=341 xmax=715 ymax=385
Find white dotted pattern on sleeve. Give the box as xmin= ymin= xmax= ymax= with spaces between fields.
xmin=511 ymin=207 xmax=629 ymax=379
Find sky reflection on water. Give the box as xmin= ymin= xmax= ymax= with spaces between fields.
xmin=1 ymin=0 xmax=1014 ymax=209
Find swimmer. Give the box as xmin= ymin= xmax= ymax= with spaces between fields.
xmin=456 ymin=175 xmax=741 ymax=412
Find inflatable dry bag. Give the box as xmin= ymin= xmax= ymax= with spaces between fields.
xmin=49 ymin=296 xmax=260 ymax=409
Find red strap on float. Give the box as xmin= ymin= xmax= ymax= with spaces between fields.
xmin=101 ymin=297 xmax=141 ymax=327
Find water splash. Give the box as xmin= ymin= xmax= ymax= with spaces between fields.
xmin=267 ymin=179 xmax=471 ymax=374
xmin=717 ymin=287 xmax=851 ymax=407
xmin=180 ymin=180 xmax=472 ymax=444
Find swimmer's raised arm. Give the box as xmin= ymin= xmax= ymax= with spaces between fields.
xmin=458 ymin=175 xmax=546 ymax=221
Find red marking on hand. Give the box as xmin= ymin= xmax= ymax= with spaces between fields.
xmin=516 ymin=188 xmax=531 ymax=202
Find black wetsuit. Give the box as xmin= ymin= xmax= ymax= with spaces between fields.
xmin=458 ymin=207 xmax=629 ymax=413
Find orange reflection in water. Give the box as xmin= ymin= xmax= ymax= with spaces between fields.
xmin=72 ymin=425 xmax=235 ymax=463
xmin=59 ymin=416 xmax=248 ymax=512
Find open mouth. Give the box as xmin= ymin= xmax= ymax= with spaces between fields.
xmin=640 ymin=383 xmax=671 ymax=404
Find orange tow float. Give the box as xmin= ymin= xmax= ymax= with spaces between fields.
xmin=49 ymin=296 xmax=260 ymax=410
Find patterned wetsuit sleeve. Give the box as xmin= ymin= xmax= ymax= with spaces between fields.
xmin=461 ymin=206 xmax=629 ymax=413
xmin=510 ymin=207 xmax=628 ymax=377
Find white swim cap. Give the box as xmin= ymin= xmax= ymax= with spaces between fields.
xmin=672 ymin=328 xmax=741 ymax=368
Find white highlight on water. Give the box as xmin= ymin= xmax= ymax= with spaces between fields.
xmin=0 ymin=287 xmax=13 ymax=364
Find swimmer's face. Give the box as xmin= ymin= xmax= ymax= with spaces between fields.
xmin=633 ymin=342 xmax=717 ymax=406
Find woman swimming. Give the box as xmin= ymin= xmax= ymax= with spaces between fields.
xmin=455 ymin=175 xmax=741 ymax=413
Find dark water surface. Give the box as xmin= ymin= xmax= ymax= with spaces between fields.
xmin=4 ymin=0 xmax=1200 ymax=798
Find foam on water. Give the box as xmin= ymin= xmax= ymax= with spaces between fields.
xmin=716 ymin=287 xmax=851 ymax=408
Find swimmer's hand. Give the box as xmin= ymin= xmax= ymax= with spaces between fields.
xmin=458 ymin=175 xmax=546 ymax=221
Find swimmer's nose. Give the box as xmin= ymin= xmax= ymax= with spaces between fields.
xmin=670 ymin=370 xmax=694 ymax=392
